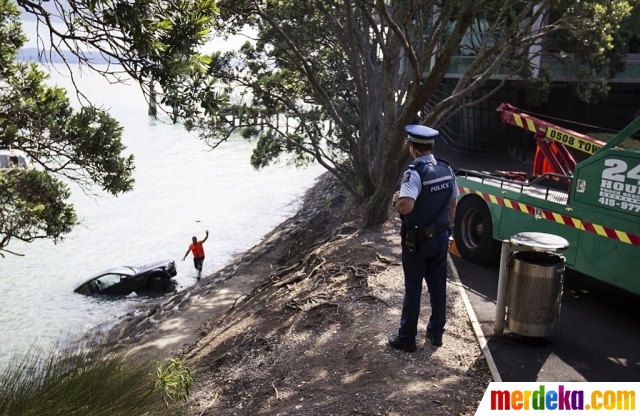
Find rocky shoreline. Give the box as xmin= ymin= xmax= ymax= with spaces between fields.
xmin=102 ymin=171 xmax=493 ymax=415
xmin=104 ymin=172 xmax=348 ymax=356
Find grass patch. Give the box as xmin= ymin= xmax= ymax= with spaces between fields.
xmin=588 ymin=132 xmax=640 ymax=151
xmin=0 ymin=339 xmax=192 ymax=416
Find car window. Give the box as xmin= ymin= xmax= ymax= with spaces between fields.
xmin=0 ymin=155 xmax=27 ymax=169
xmin=75 ymin=282 xmax=93 ymax=295
xmin=95 ymin=273 xmax=124 ymax=290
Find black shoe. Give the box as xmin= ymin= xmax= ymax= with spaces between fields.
xmin=388 ymin=335 xmax=416 ymax=353
xmin=427 ymin=332 xmax=443 ymax=347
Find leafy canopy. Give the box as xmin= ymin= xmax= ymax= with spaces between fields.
xmin=17 ymin=0 xmax=222 ymax=122
xmin=194 ymin=0 xmax=638 ymax=227
xmin=16 ymin=0 xmax=639 ymax=229
xmin=0 ymin=0 xmax=134 ymax=256
xmin=6 ymin=0 xmax=226 ymax=255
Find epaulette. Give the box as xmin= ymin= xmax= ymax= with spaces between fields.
xmin=409 ymin=160 xmax=426 ymax=170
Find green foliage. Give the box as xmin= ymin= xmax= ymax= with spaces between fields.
xmin=0 ymin=0 xmax=25 ymax=67
xmin=619 ymin=7 xmax=640 ymax=52
xmin=0 ymin=340 xmax=191 ymax=416
xmin=548 ymin=0 xmax=639 ymax=102
xmin=0 ymin=0 xmax=135 ymax=255
xmin=152 ymin=358 xmax=193 ymax=407
xmin=516 ymin=65 xmax=553 ymax=107
xmin=16 ymin=0 xmax=223 ymax=122
xmin=20 ymin=0 xmax=637 ymax=227
xmin=187 ymin=0 xmax=640 ymax=226
xmin=589 ymin=132 xmax=640 ymax=150
xmin=0 ymin=169 xmax=76 ymax=246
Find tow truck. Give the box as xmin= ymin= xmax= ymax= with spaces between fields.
xmin=453 ymin=103 xmax=640 ymax=296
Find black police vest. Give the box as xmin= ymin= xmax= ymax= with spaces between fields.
xmin=404 ymin=159 xmax=454 ymax=228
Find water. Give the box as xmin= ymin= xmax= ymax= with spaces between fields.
xmin=0 ymin=66 xmax=324 ymax=366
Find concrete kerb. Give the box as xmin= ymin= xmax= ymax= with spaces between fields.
xmin=448 ymin=254 xmax=502 ymax=382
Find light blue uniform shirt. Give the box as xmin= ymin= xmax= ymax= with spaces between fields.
xmin=399 ymin=154 xmax=459 ymax=201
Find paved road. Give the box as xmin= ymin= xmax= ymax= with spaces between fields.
xmin=435 ymin=145 xmax=640 ymax=382
xmin=452 ymin=250 xmax=640 ymax=382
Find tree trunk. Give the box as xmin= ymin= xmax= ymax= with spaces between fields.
xmin=361 ymin=125 xmax=408 ymax=228
xmin=361 ymin=176 xmax=396 ymax=228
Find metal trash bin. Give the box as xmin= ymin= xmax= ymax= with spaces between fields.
xmin=494 ymin=232 xmax=569 ymax=336
xmin=507 ymin=250 xmax=565 ymax=337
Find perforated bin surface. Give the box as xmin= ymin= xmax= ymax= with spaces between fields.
xmin=506 ymin=251 xmax=565 ymax=337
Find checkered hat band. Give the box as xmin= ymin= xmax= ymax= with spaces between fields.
xmin=406 ymin=136 xmax=435 ymax=144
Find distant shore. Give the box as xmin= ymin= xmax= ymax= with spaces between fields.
xmin=18 ymin=48 xmax=113 ymax=64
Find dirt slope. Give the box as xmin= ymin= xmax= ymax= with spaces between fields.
xmin=107 ymin=173 xmax=493 ymax=415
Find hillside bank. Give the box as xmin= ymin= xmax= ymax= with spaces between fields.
xmin=106 ymin=172 xmax=493 ymax=415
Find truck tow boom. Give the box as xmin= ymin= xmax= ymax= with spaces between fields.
xmin=497 ymin=103 xmax=608 ymax=177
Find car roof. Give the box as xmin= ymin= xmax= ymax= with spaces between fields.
xmin=0 ymin=149 xmax=26 ymax=155
xmin=0 ymin=149 xmax=28 ymax=158
xmin=74 ymin=266 xmax=135 ymax=289
xmin=75 ymin=259 xmax=173 ymax=288
xmin=88 ymin=266 xmax=136 ymax=279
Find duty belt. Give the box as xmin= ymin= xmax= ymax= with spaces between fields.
xmin=401 ymin=222 xmax=449 ymax=236
xmin=402 ymin=222 xmax=449 ymax=254
xmin=403 ymin=222 xmax=449 ymax=242
xmin=420 ymin=223 xmax=449 ymax=240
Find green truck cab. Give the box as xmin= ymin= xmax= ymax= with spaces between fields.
xmin=453 ymin=108 xmax=640 ymax=296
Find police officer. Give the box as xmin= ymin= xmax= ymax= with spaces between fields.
xmin=388 ymin=125 xmax=458 ymax=353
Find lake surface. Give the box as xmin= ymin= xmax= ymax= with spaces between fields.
xmin=0 ymin=66 xmax=324 ymax=366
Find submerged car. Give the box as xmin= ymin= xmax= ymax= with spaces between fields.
xmin=74 ymin=259 xmax=177 ymax=296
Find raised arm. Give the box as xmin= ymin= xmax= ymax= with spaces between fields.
xmin=201 ymin=230 xmax=209 ymax=243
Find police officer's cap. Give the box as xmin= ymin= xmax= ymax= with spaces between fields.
xmin=405 ymin=125 xmax=439 ymax=145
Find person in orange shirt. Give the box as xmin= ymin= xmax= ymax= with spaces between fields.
xmin=182 ymin=230 xmax=209 ymax=279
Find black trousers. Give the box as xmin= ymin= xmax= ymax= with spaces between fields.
xmin=397 ymin=231 xmax=448 ymax=343
xmin=193 ymin=257 xmax=204 ymax=271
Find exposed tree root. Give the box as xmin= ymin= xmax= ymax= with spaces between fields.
xmin=354 ymin=294 xmax=390 ymax=308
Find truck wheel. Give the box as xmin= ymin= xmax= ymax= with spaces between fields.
xmin=454 ymin=197 xmax=500 ymax=264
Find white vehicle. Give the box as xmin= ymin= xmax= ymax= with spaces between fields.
xmin=0 ymin=149 xmax=29 ymax=169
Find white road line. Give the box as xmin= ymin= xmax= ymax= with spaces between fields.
xmin=448 ymin=254 xmax=502 ymax=382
